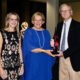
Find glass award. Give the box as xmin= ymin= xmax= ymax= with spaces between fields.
xmin=52 ymin=35 xmax=59 ymax=54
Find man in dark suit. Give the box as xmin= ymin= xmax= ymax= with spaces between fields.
xmin=51 ymin=3 xmax=80 ymax=80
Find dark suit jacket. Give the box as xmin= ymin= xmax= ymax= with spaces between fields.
xmin=54 ymin=19 xmax=80 ymax=71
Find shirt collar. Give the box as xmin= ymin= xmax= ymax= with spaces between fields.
xmin=64 ymin=18 xmax=72 ymax=24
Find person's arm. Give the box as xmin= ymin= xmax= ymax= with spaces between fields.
xmin=0 ymin=32 xmax=7 ymax=79
xmin=19 ymin=36 xmax=23 ymax=63
xmin=31 ymin=48 xmax=56 ymax=57
xmin=22 ymin=29 xmax=56 ymax=58
xmin=31 ymin=29 xmax=55 ymax=57
xmin=18 ymin=36 xmax=24 ymax=76
xmin=55 ymin=22 xmax=80 ymax=58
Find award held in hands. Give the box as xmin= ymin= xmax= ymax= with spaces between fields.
xmin=52 ymin=35 xmax=59 ymax=54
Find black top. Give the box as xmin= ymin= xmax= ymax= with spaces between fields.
xmin=0 ymin=30 xmax=20 ymax=70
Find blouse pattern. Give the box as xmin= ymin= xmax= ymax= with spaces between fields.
xmin=0 ymin=30 xmax=21 ymax=80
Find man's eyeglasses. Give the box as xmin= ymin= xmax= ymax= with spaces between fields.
xmin=60 ymin=9 xmax=71 ymax=13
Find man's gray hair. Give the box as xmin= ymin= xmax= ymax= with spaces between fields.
xmin=59 ymin=3 xmax=73 ymax=15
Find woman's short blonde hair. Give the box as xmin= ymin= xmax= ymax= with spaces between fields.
xmin=31 ymin=12 xmax=45 ymax=22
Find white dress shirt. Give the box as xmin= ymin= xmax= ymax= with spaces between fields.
xmin=59 ymin=18 xmax=72 ymax=51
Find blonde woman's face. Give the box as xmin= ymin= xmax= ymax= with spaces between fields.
xmin=32 ymin=15 xmax=44 ymax=29
xmin=8 ymin=15 xmax=18 ymax=28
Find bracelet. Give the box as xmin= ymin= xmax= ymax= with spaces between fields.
xmin=41 ymin=49 xmax=45 ymax=53
xmin=20 ymin=62 xmax=24 ymax=64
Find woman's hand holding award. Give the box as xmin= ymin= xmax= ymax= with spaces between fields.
xmin=51 ymin=35 xmax=59 ymax=54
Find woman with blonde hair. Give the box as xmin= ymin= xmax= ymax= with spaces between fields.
xmin=0 ymin=12 xmax=24 ymax=80
xmin=22 ymin=12 xmax=56 ymax=80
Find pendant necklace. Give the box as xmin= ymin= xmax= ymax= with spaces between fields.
xmin=35 ymin=30 xmax=45 ymax=48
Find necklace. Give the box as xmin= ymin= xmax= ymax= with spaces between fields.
xmin=35 ymin=30 xmax=45 ymax=48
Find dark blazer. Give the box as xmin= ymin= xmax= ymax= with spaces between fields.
xmin=54 ymin=19 xmax=80 ymax=71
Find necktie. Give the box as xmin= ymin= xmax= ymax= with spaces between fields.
xmin=61 ymin=23 xmax=66 ymax=51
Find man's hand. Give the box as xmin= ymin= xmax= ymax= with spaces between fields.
xmin=55 ymin=51 xmax=63 ymax=57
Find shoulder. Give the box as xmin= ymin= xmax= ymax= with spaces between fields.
xmin=57 ymin=21 xmax=63 ymax=26
xmin=56 ymin=21 xmax=63 ymax=32
xmin=25 ymin=28 xmax=32 ymax=33
xmin=71 ymin=20 xmax=80 ymax=29
xmin=72 ymin=19 xmax=80 ymax=25
xmin=0 ymin=29 xmax=3 ymax=32
xmin=72 ymin=19 xmax=80 ymax=23
xmin=43 ymin=29 xmax=51 ymax=37
xmin=0 ymin=30 xmax=3 ymax=40
xmin=56 ymin=21 xmax=63 ymax=29
xmin=43 ymin=29 xmax=50 ymax=34
xmin=24 ymin=28 xmax=34 ymax=36
xmin=0 ymin=29 xmax=5 ymax=35
xmin=43 ymin=29 xmax=49 ymax=32
xmin=0 ymin=30 xmax=2 ymax=36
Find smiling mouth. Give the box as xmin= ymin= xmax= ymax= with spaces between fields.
xmin=36 ymin=24 xmax=41 ymax=25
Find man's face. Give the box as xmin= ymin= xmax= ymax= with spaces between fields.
xmin=60 ymin=5 xmax=72 ymax=21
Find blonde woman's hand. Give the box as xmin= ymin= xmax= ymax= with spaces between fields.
xmin=50 ymin=39 xmax=55 ymax=47
xmin=44 ymin=50 xmax=56 ymax=57
xmin=19 ymin=64 xmax=24 ymax=76
xmin=0 ymin=68 xmax=7 ymax=79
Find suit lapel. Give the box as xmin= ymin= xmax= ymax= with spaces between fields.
xmin=58 ymin=22 xmax=63 ymax=43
